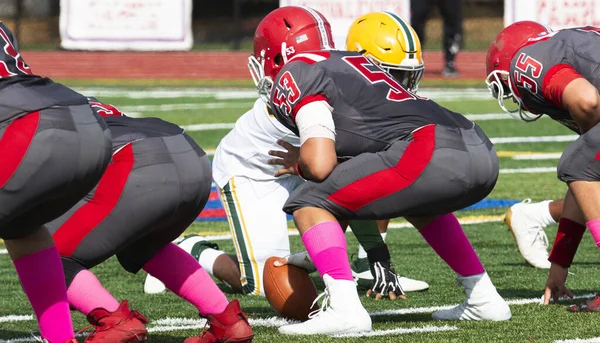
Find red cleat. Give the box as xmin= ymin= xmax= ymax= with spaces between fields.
xmin=185 ymin=300 xmax=254 ymax=343
xmin=79 ymin=300 xmax=148 ymax=342
xmin=568 ymin=294 xmax=600 ymax=312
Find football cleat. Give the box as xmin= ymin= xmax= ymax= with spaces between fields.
xmin=144 ymin=235 xmax=219 ymax=294
xmin=79 ymin=300 xmax=148 ymax=342
xmin=278 ymin=274 xmax=372 ymax=335
xmin=568 ymin=294 xmax=600 ymax=312
xmin=351 ymin=257 xmax=430 ymax=292
xmin=432 ymin=272 xmax=511 ymax=321
xmin=184 ymin=300 xmax=254 ymax=343
xmin=505 ymin=199 xmax=551 ymax=269
xmin=40 ymin=340 xmax=79 ymax=343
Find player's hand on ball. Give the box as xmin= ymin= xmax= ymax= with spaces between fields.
xmin=543 ymin=262 xmax=574 ymax=305
xmin=273 ymin=251 xmax=317 ymax=273
xmin=268 ymin=139 xmax=300 ymax=177
xmin=367 ymin=260 xmax=407 ymax=301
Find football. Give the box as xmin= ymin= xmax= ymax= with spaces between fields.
xmin=263 ymin=256 xmax=319 ymax=321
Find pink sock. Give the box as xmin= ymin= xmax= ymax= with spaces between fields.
xmin=587 ymin=218 xmax=600 ymax=248
xmin=301 ymin=221 xmax=353 ymax=281
xmin=66 ymin=269 xmax=120 ymax=315
xmin=13 ymin=246 xmax=74 ymax=343
xmin=419 ymin=213 xmax=485 ymax=277
xmin=143 ymin=243 xmax=228 ymax=316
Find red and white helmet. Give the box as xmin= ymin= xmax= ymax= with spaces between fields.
xmin=485 ymin=21 xmax=552 ymax=121
xmin=248 ymin=6 xmax=334 ymax=104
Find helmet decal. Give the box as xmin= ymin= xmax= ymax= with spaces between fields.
xmin=300 ymin=6 xmax=333 ymax=50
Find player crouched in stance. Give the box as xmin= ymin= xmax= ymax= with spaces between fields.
xmin=0 ymin=23 xmax=111 ymax=343
xmin=45 ymin=99 xmax=253 ymax=343
xmin=254 ymin=6 xmax=511 ymax=335
xmin=142 ymin=9 xmax=429 ymax=300
xmin=486 ymin=22 xmax=600 ymax=311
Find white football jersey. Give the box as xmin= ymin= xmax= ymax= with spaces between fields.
xmin=212 ymin=99 xmax=301 ymax=189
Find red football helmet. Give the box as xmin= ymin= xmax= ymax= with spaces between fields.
xmin=248 ymin=6 xmax=334 ymax=104
xmin=485 ymin=21 xmax=552 ymax=121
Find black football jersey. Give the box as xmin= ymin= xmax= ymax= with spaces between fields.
xmin=510 ymin=27 xmax=600 ymax=134
xmin=269 ymin=50 xmax=473 ymax=157
xmin=0 ymin=22 xmax=88 ymax=123
xmin=88 ymin=98 xmax=183 ymax=151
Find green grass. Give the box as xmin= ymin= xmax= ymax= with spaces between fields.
xmin=1 ymin=86 xmax=598 ymax=343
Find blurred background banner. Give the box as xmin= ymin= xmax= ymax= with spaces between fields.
xmin=59 ymin=0 xmax=193 ymax=51
xmin=505 ymin=0 xmax=600 ymax=29
xmin=279 ymin=0 xmax=410 ymax=49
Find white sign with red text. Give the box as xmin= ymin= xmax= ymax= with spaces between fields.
xmin=60 ymin=0 xmax=193 ymax=51
xmin=505 ymin=0 xmax=600 ymax=29
xmin=279 ymin=0 xmax=411 ymax=49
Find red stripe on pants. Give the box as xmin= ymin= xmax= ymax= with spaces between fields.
xmin=53 ymin=144 xmax=135 ymax=256
xmin=0 ymin=112 xmax=40 ymax=188
xmin=328 ymin=125 xmax=436 ymax=212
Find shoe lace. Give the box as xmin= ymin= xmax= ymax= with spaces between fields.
xmin=307 ymin=288 xmax=331 ymax=319
xmin=531 ymin=226 xmax=549 ymax=250
xmin=76 ymin=325 xmax=96 ymax=342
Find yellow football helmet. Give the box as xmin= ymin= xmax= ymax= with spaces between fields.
xmin=347 ymin=11 xmax=424 ymax=92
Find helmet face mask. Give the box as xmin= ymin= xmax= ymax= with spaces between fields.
xmin=485 ymin=20 xmax=551 ymax=122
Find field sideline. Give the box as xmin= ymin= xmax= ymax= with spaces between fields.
xmin=1 ymin=85 xmax=599 ymax=343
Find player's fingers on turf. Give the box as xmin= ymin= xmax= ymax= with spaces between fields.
xmin=559 ymin=285 xmax=574 ymax=299
xmin=366 ymin=289 xmax=373 ymax=297
xmin=389 ymin=291 xmax=397 ymax=300
xmin=375 ymin=292 xmax=384 ymax=300
xmin=273 ymin=257 xmax=289 ymax=267
xmin=543 ymin=287 xmax=552 ymax=305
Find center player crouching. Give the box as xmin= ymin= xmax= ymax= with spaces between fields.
xmin=142 ymin=10 xmax=429 ymax=301
xmin=45 ymin=99 xmax=253 ymax=343
xmin=253 ymin=6 xmax=511 ymax=335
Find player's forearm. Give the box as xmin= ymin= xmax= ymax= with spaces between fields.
xmin=298 ymin=138 xmax=337 ymax=182
xmin=562 ymin=79 xmax=600 ymax=133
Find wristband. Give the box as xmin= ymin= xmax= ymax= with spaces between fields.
xmin=295 ymin=161 xmax=308 ymax=181
xmin=548 ymin=218 xmax=586 ymax=268
xmin=366 ymin=244 xmax=391 ymax=265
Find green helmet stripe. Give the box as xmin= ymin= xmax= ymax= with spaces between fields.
xmin=383 ymin=11 xmax=415 ymax=53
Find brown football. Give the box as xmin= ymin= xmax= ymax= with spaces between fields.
xmin=263 ymin=256 xmax=319 ymax=321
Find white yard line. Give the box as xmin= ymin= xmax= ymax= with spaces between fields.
xmin=333 ymin=325 xmax=459 ymax=338
xmin=491 ymin=135 xmax=578 ymax=144
xmin=512 ymin=153 xmax=562 ymax=160
xmin=555 ymin=337 xmax=600 ymax=343
xmin=499 ymin=167 xmax=556 ymax=174
xmin=182 ymin=123 xmax=235 ymax=131
xmin=74 ymin=87 xmax=493 ymax=101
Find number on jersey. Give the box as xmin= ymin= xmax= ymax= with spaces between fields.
xmin=513 ymin=53 xmax=543 ymax=93
xmin=90 ymin=102 xmax=124 ymax=117
xmin=0 ymin=26 xmax=31 ymax=78
xmin=342 ymin=55 xmax=416 ymax=102
xmin=272 ymin=71 xmax=301 ymax=115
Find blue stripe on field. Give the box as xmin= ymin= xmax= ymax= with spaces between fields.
xmin=196 ymin=192 xmax=521 ymax=222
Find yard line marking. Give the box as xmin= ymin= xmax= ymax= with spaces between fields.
xmin=369 ymin=293 xmax=596 ymax=317
xmin=512 ymin=153 xmax=562 ymax=160
xmin=0 ymin=315 xmax=32 ymax=323
xmin=491 ymin=135 xmax=578 ymax=144
xmin=555 ymin=337 xmax=600 ymax=343
xmin=333 ymin=325 xmax=459 ymax=338
xmin=119 ymin=102 xmax=252 ymax=112
xmin=499 ymin=167 xmax=556 ymax=174
xmin=74 ymin=87 xmax=493 ymax=101
xmin=182 ymin=123 xmax=235 ymax=131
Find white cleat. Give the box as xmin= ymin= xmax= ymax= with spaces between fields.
xmin=505 ymin=199 xmax=552 ymax=269
xmin=399 ymin=276 xmax=430 ymax=292
xmin=144 ymin=235 xmax=205 ymax=294
xmin=278 ymin=274 xmax=372 ymax=335
xmin=432 ymin=272 xmax=511 ymax=321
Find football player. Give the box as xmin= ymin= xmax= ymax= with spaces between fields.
xmin=45 ymin=99 xmax=253 ymax=343
xmin=486 ymin=21 xmax=600 ymax=310
xmin=504 ymin=198 xmax=563 ymax=269
xmin=259 ymin=6 xmax=511 ymax=335
xmin=0 ymin=23 xmax=111 ymax=343
xmin=143 ymin=10 xmax=429 ymax=300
